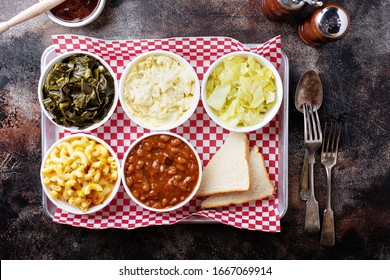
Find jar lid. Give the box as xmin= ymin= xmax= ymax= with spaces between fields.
xmin=315 ymin=5 xmax=350 ymax=38
xmin=278 ymin=0 xmax=306 ymax=10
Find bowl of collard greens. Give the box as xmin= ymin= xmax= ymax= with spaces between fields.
xmin=39 ymin=51 xmax=118 ymax=132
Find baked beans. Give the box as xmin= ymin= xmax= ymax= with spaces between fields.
xmin=124 ymin=134 xmax=200 ymax=210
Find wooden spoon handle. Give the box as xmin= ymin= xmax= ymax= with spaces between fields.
xmin=0 ymin=0 xmax=66 ymax=33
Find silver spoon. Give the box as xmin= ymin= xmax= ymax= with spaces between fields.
xmin=295 ymin=70 xmax=323 ymax=201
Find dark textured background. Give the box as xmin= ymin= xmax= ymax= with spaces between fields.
xmin=0 ymin=0 xmax=389 ymax=260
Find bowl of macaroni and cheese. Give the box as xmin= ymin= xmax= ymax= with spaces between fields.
xmin=38 ymin=51 xmax=118 ymax=132
xmin=119 ymin=50 xmax=200 ymax=131
xmin=41 ymin=134 xmax=121 ymax=214
xmin=121 ymin=132 xmax=202 ymax=212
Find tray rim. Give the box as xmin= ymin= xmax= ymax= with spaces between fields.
xmin=40 ymin=40 xmax=289 ymax=223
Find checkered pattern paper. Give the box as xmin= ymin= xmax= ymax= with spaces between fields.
xmin=51 ymin=35 xmax=282 ymax=232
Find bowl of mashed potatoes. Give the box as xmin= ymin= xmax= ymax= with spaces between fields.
xmin=119 ymin=50 xmax=200 ymax=131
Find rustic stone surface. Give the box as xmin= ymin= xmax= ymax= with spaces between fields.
xmin=0 ymin=0 xmax=389 ymax=259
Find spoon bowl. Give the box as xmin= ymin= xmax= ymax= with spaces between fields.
xmin=295 ymin=70 xmax=323 ymax=112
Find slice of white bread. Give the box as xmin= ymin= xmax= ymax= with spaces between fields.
xmin=200 ymin=145 xmax=275 ymax=209
xmin=196 ymin=132 xmax=250 ymax=197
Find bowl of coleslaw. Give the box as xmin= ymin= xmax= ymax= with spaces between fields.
xmin=119 ymin=50 xmax=200 ymax=131
xmin=201 ymin=52 xmax=283 ymax=133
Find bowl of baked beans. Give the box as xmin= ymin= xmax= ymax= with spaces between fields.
xmin=122 ymin=132 xmax=202 ymax=212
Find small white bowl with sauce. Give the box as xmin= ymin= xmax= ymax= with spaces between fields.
xmin=44 ymin=0 xmax=106 ymax=27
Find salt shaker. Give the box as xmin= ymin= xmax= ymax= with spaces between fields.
xmin=260 ymin=0 xmax=323 ymax=21
xmin=298 ymin=3 xmax=350 ymax=47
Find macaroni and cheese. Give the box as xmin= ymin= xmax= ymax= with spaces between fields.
xmin=42 ymin=135 xmax=119 ymax=212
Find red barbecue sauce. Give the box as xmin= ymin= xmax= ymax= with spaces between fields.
xmin=50 ymin=0 xmax=100 ymax=23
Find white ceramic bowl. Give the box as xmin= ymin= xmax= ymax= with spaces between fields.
xmin=121 ymin=132 xmax=202 ymax=212
xmin=201 ymin=51 xmax=283 ymax=133
xmin=41 ymin=133 xmax=121 ymax=215
xmin=38 ymin=50 xmax=118 ymax=132
xmin=44 ymin=0 xmax=106 ymax=27
xmin=119 ymin=50 xmax=200 ymax=131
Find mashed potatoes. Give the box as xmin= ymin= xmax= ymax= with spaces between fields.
xmin=122 ymin=54 xmax=197 ymax=128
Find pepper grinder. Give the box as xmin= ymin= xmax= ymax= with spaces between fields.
xmin=260 ymin=0 xmax=323 ymax=22
xmin=298 ymin=3 xmax=351 ymax=47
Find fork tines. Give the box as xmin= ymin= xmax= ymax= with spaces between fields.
xmin=303 ymin=103 xmax=322 ymax=142
xmin=322 ymin=122 xmax=342 ymax=157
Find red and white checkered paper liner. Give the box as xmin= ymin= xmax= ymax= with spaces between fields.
xmin=50 ymin=35 xmax=282 ymax=232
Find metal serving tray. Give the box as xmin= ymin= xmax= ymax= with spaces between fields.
xmin=41 ymin=44 xmax=289 ymax=222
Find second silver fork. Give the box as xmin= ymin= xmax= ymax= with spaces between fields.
xmin=320 ymin=122 xmax=342 ymax=246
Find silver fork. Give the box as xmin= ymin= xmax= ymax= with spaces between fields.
xmin=303 ymin=103 xmax=322 ymax=234
xmin=320 ymin=122 xmax=342 ymax=246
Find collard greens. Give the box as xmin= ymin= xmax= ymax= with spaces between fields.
xmin=42 ymin=54 xmax=115 ymax=129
